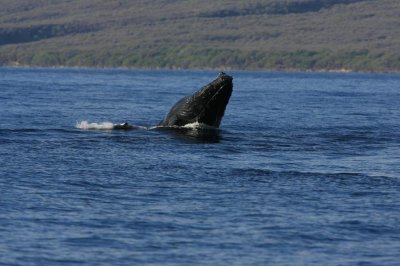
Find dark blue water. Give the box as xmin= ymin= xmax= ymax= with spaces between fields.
xmin=1 ymin=68 xmax=399 ymax=265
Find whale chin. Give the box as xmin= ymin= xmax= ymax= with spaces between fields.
xmin=159 ymin=72 xmax=233 ymax=128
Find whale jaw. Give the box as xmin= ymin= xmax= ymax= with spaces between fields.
xmin=195 ymin=78 xmax=232 ymax=127
xmin=159 ymin=72 xmax=233 ymax=128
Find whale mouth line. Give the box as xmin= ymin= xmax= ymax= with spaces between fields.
xmin=195 ymin=83 xmax=231 ymax=125
xmin=203 ymin=84 xmax=228 ymax=109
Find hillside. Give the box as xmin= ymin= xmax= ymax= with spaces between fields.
xmin=0 ymin=0 xmax=399 ymax=72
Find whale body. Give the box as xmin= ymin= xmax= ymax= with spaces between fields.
xmin=159 ymin=72 xmax=233 ymax=128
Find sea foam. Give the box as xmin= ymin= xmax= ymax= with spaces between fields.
xmin=75 ymin=121 xmax=114 ymax=130
xmin=182 ymin=122 xmax=217 ymax=130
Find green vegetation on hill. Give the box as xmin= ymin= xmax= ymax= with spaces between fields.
xmin=0 ymin=0 xmax=399 ymax=72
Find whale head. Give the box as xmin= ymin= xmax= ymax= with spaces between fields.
xmin=159 ymin=72 xmax=233 ymax=128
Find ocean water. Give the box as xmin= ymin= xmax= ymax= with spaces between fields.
xmin=0 ymin=68 xmax=399 ymax=265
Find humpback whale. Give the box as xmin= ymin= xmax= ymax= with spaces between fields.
xmin=111 ymin=72 xmax=233 ymax=136
xmin=159 ymin=72 xmax=233 ymax=128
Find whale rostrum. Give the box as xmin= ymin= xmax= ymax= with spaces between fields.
xmin=159 ymin=72 xmax=233 ymax=128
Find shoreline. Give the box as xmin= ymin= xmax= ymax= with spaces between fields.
xmin=1 ymin=63 xmax=399 ymax=75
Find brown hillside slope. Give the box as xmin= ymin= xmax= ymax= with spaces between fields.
xmin=0 ymin=0 xmax=399 ymax=71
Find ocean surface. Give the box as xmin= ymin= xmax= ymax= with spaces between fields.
xmin=0 ymin=68 xmax=399 ymax=265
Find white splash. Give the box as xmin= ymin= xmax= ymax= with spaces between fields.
xmin=155 ymin=122 xmax=218 ymax=130
xmin=75 ymin=121 xmax=114 ymax=130
xmin=182 ymin=122 xmax=216 ymax=130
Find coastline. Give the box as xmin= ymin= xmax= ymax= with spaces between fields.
xmin=2 ymin=63 xmax=399 ymax=75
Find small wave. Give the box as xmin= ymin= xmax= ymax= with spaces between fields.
xmin=75 ymin=121 xmax=114 ymax=130
xmin=0 ymin=128 xmax=42 ymax=133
